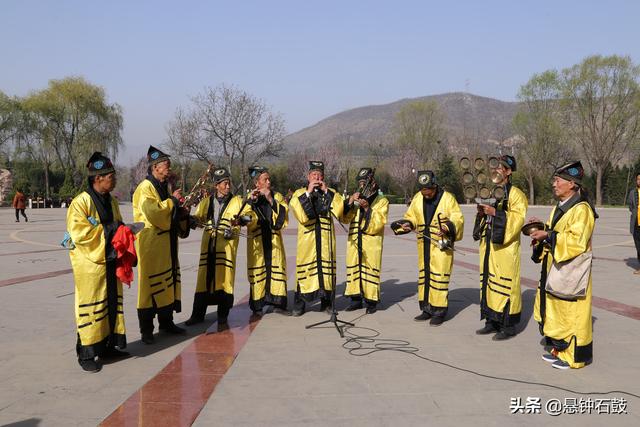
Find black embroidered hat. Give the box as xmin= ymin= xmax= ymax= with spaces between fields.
xmin=86 ymin=152 xmax=115 ymax=176
xmin=213 ymin=167 xmax=231 ymax=184
xmin=147 ymin=145 xmax=170 ymax=165
xmin=499 ymin=154 xmax=517 ymax=172
xmin=308 ymin=160 xmax=325 ymax=173
xmin=554 ymin=161 xmax=584 ymax=185
xmin=249 ymin=166 xmax=269 ymax=179
xmin=355 ymin=167 xmax=374 ymax=183
xmin=416 ymin=170 xmax=437 ymax=189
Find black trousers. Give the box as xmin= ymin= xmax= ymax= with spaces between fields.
xmin=138 ymin=305 xmax=175 ymax=335
xmin=15 ymin=209 xmax=27 ymax=221
xmin=633 ymin=225 xmax=640 ymax=262
xmin=191 ymin=291 xmax=234 ymax=321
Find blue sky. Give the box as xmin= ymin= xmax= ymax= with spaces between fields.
xmin=2 ymin=0 xmax=639 ymax=164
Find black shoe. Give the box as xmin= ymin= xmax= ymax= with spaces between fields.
xmin=262 ymin=305 xmax=275 ymax=314
xmin=217 ymin=322 xmax=230 ymax=332
xmin=25 ymin=217 xmax=28 ymax=222
xmin=141 ymin=333 xmax=155 ymax=344
xmin=101 ymin=347 xmax=130 ymax=359
xmin=345 ymin=301 xmax=363 ymax=312
xmin=429 ymin=316 xmax=444 ymax=327
xmin=365 ymin=306 xmax=377 ymax=315
xmin=217 ymin=316 xmax=228 ymax=325
xmin=159 ymin=323 xmax=186 ymax=334
xmin=79 ymin=358 xmax=102 ymax=373
xmin=475 ymin=324 xmax=498 ymax=335
xmin=274 ymin=308 xmax=292 ymax=316
xmin=292 ymin=309 xmax=305 ymax=317
xmin=185 ymin=316 xmax=204 ymax=326
xmin=414 ymin=312 xmax=432 ymax=321
xmin=15 ymin=220 xmax=19 ymax=222
xmin=492 ymin=331 xmax=515 ymax=341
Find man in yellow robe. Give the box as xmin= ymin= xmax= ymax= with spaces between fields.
xmin=132 ymin=146 xmax=188 ymax=344
xmin=185 ymin=167 xmax=249 ymax=326
xmin=530 ymin=161 xmax=595 ymax=369
xmin=67 ymin=152 xmax=127 ymax=372
xmin=474 ymin=155 xmax=527 ymax=340
xmin=244 ymin=166 xmax=289 ymax=315
xmin=289 ymin=161 xmax=345 ymax=316
xmin=399 ymin=170 xmax=464 ymax=326
xmin=341 ymin=168 xmax=388 ymax=314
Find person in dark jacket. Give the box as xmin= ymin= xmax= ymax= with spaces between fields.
xmin=627 ymin=172 xmax=640 ymax=274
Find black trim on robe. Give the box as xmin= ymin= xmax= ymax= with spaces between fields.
xmin=78 ymin=187 xmax=126 ymax=359
xmin=419 ymin=189 xmax=446 ymax=317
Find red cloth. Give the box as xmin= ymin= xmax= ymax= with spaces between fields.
xmin=112 ymin=225 xmax=137 ymax=287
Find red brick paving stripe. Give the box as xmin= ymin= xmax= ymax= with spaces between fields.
xmin=453 ymin=260 xmax=640 ymax=321
xmin=100 ymin=294 xmax=260 ymax=427
xmin=0 ymin=268 xmax=72 ymax=287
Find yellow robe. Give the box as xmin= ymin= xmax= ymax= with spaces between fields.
xmin=67 ymin=191 xmax=126 ymax=356
xmin=246 ymin=192 xmax=289 ymax=311
xmin=289 ymin=187 xmax=345 ymax=299
xmin=403 ymin=190 xmax=464 ymax=315
xmin=132 ymin=179 xmax=182 ymax=314
xmin=533 ymin=196 xmax=594 ymax=368
xmin=341 ymin=194 xmax=389 ymax=303
xmin=193 ymin=195 xmax=245 ymax=299
xmin=474 ymin=184 xmax=527 ymax=327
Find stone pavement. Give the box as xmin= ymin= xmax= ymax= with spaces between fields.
xmin=0 ymin=203 xmax=639 ymax=426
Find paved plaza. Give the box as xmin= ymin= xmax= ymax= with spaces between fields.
xmin=0 ymin=203 xmax=639 ymax=426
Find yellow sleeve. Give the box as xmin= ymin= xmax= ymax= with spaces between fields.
xmin=402 ymin=193 xmax=422 ymax=228
xmin=552 ymin=203 xmax=595 ymax=262
xmin=273 ymin=192 xmax=289 ymax=230
xmin=364 ymin=196 xmax=389 ymax=235
xmin=193 ymin=197 xmax=210 ymax=224
xmin=140 ymin=185 xmax=175 ymax=231
xmin=493 ymin=187 xmax=527 ymax=245
xmin=330 ymin=190 xmax=345 ymax=219
xmin=289 ymin=189 xmax=312 ymax=225
xmin=340 ymin=203 xmax=357 ymax=224
xmin=66 ymin=194 xmax=106 ymax=264
xmin=445 ymin=193 xmax=464 ymax=241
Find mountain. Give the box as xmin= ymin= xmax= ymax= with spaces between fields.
xmin=284 ymin=92 xmax=521 ymax=154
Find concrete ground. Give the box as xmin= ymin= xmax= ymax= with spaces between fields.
xmin=0 ymin=202 xmax=639 ymax=426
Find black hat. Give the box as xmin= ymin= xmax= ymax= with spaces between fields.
xmin=249 ymin=166 xmax=269 ymax=179
xmin=147 ymin=145 xmax=170 ymax=165
xmin=499 ymin=155 xmax=517 ymax=172
xmin=554 ymin=161 xmax=584 ymax=185
xmin=355 ymin=167 xmax=374 ymax=183
xmin=416 ymin=170 xmax=437 ymax=189
xmin=86 ymin=152 xmax=115 ymax=176
xmin=212 ymin=167 xmax=231 ymax=184
xmin=308 ymin=160 xmax=324 ymax=173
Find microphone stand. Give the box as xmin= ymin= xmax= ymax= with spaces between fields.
xmin=305 ymin=194 xmax=354 ymax=338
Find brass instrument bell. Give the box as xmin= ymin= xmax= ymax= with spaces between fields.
xmin=459 ymin=157 xmax=471 ymax=170
xmin=463 ymin=186 xmax=477 ymax=199
xmin=474 ymin=157 xmax=485 ymax=171
xmin=462 ymin=172 xmax=474 ymax=185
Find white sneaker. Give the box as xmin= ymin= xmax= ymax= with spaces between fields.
xmin=542 ymin=353 xmax=558 ymax=363
xmin=552 ymin=360 xmax=571 ymax=370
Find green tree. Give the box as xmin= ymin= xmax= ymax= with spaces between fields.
xmin=513 ymin=70 xmax=572 ymax=204
xmin=393 ymin=100 xmax=445 ymax=167
xmin=20 ymin=77 xmax=124 ymax=187
xmin=561 ymin=55 xmax=640 ymax=206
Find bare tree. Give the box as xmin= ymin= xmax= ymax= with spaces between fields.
xmin=393 ymin=100 xmax=445 ymax=167
xmin=561 ymin=55 xmax=640 ymax=205
xmin=164 ymin=107 xmax=199 ymax=189
xmin=513 ymin=70 xmax=572 ymax=203
xmin=175 ymin=85 xmax=286 ymax=192
xmin=386 ymin=145 xmax=420 ymax=201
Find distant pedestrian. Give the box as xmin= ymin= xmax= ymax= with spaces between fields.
xmin=12 ymin=189 xmax=28 ymax=222
xmin=627 ymin=172 xmax=640 ymax=274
